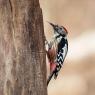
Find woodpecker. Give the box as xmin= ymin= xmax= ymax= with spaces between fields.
xmin=45 ymin=22 xmax=68 ymax=85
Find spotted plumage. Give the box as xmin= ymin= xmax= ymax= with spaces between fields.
xmin=54 ymin=37 xmax=68 ymax=78
xmin=46 ymin=22 xmax=68 ymax=85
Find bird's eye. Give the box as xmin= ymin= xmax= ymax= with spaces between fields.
xmin=60 ymin=27 xmax=62 ymax=30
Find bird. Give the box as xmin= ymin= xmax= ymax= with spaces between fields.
xmin=45 ymin=22 xmax=68 ymax=86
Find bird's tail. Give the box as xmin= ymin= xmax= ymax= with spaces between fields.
xmin=47 ymin=70 xmax=55 ymax=86
xmin=47 ymin=62 xmax=57 ymax=86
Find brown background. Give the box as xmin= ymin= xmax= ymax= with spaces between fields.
xmin=40 ymin=0 xmax=95 ymax=95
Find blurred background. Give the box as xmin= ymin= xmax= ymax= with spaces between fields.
xmin=40 ymin=0 xmax=95 ymax=95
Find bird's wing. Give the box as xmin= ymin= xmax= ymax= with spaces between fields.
xmin=56 ymin=42 xmax=68 ymax=66
xmin=53 ymin=43 xmax=68 ymax=78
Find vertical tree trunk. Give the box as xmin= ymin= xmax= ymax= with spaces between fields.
xmin=0 ymin=0 xmax=47 ymax=95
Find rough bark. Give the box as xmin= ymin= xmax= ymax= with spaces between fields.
xmin=0 ymin=0 xmax=47 ymax=95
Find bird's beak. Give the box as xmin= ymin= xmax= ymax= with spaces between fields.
xmin=47 ymin=22 xmax=59 ymax=33
xmin=47 ymin=21 xmax=56 ymax=29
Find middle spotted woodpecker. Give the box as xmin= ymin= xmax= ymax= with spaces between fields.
xmin=45 ymin=22 xmax=68 ymax=85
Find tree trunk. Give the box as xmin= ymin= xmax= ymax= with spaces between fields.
xmin=0 ymin=0 xmax=47 ymax=95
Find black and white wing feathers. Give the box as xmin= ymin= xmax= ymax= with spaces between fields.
xmin=54 ymin=38 xmax=68 ymax=78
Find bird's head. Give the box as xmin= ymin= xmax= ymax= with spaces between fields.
xmin=48 ymin=22 xmax=68 ymax=37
